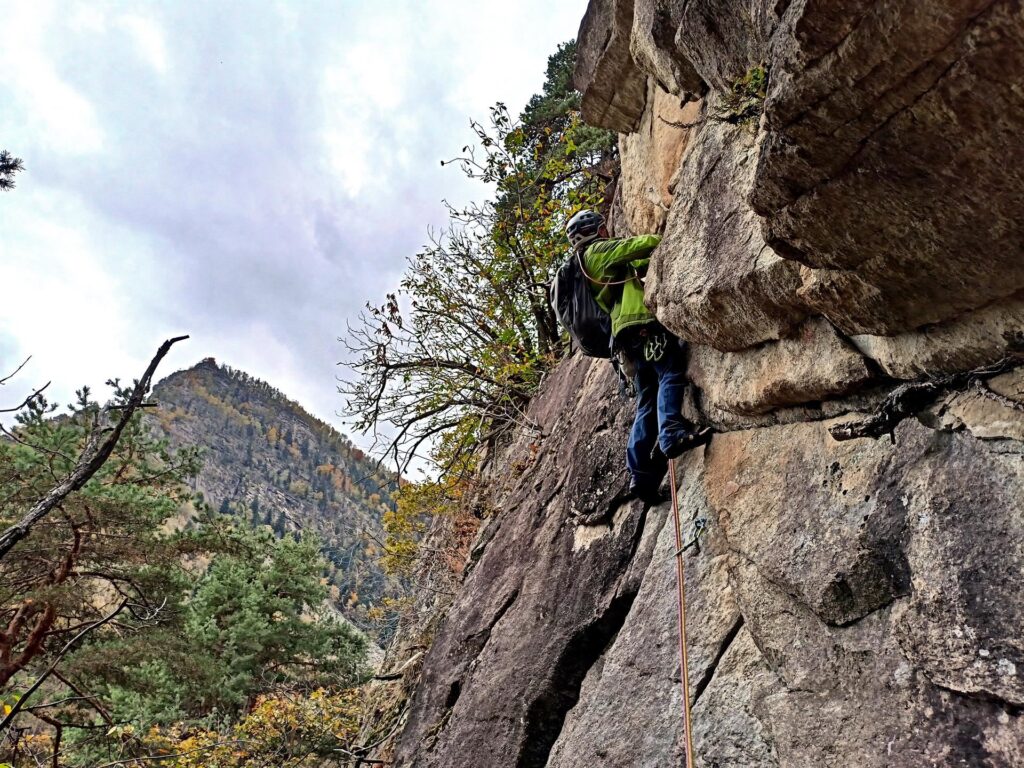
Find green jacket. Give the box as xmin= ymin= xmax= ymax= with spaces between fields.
xmin=582 ymin=234 xmax=661 ymax=337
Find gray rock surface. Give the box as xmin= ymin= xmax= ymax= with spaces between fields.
xmin=938 ymin=368 xmax=1024 ymax=441
xmin=575 ymin=0 xmax=648 ymax=132
xmin=391 ymin=355 xmax=646 ymax=767
xmin=689 ymin=318 xmax=873 ymax=415
xmin=850 ymin=295 xmax=1024 ymax=379
xmin=592 ymin=0 xmax=1024 ymax=349
xmin=383 ymin=3 xmax=1024 ymax=766
xmin=645 ymin=111 xmax=808 ymax=350
xmin=672 ymin=0 xmax=778 ymax=92
xmin=753 ymin=0 xmax=1024 ymax=335
xmin=629 ymin=0 xmax=704 ymax=96
xmin=389 ymin=357 xmax=1024 ymax=767
xmin=617 ymin=81 xmax=700 ymax=235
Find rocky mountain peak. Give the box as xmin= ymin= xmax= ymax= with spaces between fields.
xmin=149 ymin=359 xmax=399 ymax=636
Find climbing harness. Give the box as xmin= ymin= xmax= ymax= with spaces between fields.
xmin=669 ymin=458 xmax=696 ymax=768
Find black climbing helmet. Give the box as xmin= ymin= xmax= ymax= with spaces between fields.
xmin=566 ymin=209 xmax=605 ymax=251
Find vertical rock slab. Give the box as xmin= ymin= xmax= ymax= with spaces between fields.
xmin=691 ymin=628 xmax=781 ymax=768
xmin=645 ymin=113 xmax=808 ymax=350
xmin=893 ymin=428 xmax=1024 ymax=707
xmin=575 ymin=0 xmax=649 ymax=132
xmin=735 ymin=559 xmax=1024 ymax=767
xmin=706 ymin=418 xmax=916 ymax=626
xmin=616 ymin=80 xmax=701 ymax=235
xmin=391 ymin=356 xmax=650 ymax=768
xmin=547 ymin=453 xmax=778 ymax=767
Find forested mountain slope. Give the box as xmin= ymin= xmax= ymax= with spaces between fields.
xmin=148 ymin=358 xmax=398 ymax=630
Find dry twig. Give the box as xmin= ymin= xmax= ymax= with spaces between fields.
xmin=0 ymin=336 xmax=188 ymax=560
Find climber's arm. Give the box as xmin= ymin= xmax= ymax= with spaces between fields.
xmin=584 ymin=235 xmax=662 ymax=277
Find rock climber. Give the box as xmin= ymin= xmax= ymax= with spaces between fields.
xmin=566 ymin=209 xmax=712 ymax=504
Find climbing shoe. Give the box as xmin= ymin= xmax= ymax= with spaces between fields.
xmin=628 ymin=478 xmax=670 ymax=506
xmin=663 ymin=427 xmax=714 ymax=460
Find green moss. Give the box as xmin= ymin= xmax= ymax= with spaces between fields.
xmin=714 ymin=65 xmax=768 ymax=128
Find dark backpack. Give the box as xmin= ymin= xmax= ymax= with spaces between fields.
xmin=551 ymin=250 xmax=613 ymax=358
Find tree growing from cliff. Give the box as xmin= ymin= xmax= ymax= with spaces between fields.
xmin=340 ymin=40 xmax=616 ymax=477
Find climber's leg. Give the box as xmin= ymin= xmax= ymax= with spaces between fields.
xmin=656 ymin=341 xmax=711 ymax=459
xmin=627 ymin=361 xmax=664 ymax=498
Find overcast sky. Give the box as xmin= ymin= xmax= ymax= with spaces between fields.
xmin=0 ymin=0 xmax=588 ymax=449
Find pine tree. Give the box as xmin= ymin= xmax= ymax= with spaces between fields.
xmin=0 ymin=149 xmax=24 ymax=191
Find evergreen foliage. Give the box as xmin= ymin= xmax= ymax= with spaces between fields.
xmin=149 ymin=359 xmax=400 ymax=633
xmin=0 ymin=150 xmax=23 ymax=191
xmin=0 ymin=386 xmax=201 ymax=695
xmin=68 ymin=525 xmax=368 ymax=726
xmin=0 ymin=377 xmax=370 ymax=767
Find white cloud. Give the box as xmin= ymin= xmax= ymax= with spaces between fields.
xmin=0 ymin=1 xmax=105 ymax=155
xmin=118 ymin=13 xmax=170 ymax=74
xmin=0 ymin=0 xmax=590 ymax=448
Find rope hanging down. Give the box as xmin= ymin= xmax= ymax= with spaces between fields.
xmin=669 ymin=458 xmax=696 ymax=768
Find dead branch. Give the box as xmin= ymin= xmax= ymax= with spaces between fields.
xmin=0 ymin=383 xmax=51 ymax=414
xmin=0 ymin=356 xmax=31 ymax=386
xmin=830 ymin=356 xmax=1022 ymax=442
xmin=974 ymin=380 xmax=1024 ymax=412
xmin=0 ymin=336 xmax=188 ymax=561
xmin=0 ymin=599 xmax=128 ymax=735
xmin=0 ymin=356 xmax=51 ymax=414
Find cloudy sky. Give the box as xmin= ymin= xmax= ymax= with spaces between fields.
xmin=0 ymin=0 xmax=588 ymax=448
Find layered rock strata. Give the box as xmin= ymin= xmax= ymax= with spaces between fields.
xmin=579 ymin=0 xmax=1024 ymax=417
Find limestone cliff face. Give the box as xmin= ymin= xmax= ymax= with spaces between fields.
xmin=383 ymin=3 xmax=1024 ymax=766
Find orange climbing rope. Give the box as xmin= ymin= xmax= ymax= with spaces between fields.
xmin=669 ymin=458 xmax=696 ymax=768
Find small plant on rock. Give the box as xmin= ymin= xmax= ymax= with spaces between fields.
xmin=714 ymin=65 xmax=768 ymax=128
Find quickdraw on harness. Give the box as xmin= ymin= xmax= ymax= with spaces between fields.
xmin=643 ymin=331 xmax=667 ymax=363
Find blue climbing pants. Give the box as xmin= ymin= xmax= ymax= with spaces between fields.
xmin=624 ymin=328 xmax=690 ymax=492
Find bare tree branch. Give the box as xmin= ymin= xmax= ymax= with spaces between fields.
xmin=0 ymin=336 xmax=188 ymax=561
xmin=0 ymin=356 xmax=32 ymax=386
xmin=0 ymin=382 xmax=51 ymax=414
xmin=0 ymin=599 xmax=128 ymax=734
